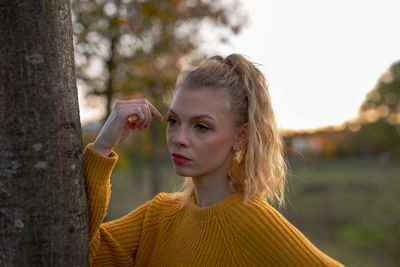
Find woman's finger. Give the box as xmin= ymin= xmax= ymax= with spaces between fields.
xmin=128 ymin=118 xmax=137 ymax=130
xmin=147 ymin=101 xmax=163 ymax=119
xmin=136 ymin=118 xmax=146 ymax=129
xmin=117 ymin=99 xmax=163 ymax=120
xmin=135 ymin=106 xmax=145 ymax=121
xmin=143 ymin=104 xmax=152 ymax=130
xmin=120 ymin=106 xmax=146 ymax=129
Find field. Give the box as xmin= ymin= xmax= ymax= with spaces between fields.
xmin=105 ymin=157 xmax=400 ymax=267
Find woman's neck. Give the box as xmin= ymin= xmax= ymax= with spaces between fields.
xmin=192 ymin=171 xmax=234 ymax=207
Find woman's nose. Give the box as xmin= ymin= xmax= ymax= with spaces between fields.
xmin=173 ymin=126 xmax=189 ymax=147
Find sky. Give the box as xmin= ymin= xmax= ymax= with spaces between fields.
xmin=79 ymin=0 xmax=400 ymax=130
xmin=199 ymin=0 xmax=400 ymax=130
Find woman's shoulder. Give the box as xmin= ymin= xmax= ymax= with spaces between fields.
xmin=235 ymin=196 xmax=283 ymax=218
xmin=229 ymin=196 xmax=291 ymax=232
xmin=152 ymin=192 xmax=186 ymax=204
xmin=146 ymin=192 xmax=187 ymax=217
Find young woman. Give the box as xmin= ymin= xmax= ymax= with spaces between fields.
xmin=84 ymin=54 xmax=344 ymax=266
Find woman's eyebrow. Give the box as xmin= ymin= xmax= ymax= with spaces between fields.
xmin=168 ymin=109 xmax=215 ymax=121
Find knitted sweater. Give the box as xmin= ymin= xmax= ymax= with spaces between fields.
xmin=84 ymin=143 xmax=344 ymax=266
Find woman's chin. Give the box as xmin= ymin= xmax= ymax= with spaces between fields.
xmin=173 ymin=166 xmax=194 ymax=177
xmin=174 ymin=169 xmax=191 ymax=177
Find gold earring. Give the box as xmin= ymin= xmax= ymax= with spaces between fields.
xmin=229 ymin=151 xmax=240 ymax=184
xmin=233 ymin=151 xmax=239 ymax=162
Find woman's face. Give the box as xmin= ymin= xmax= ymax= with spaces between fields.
xmin=166 ymin=88 xmax=237 ymax=178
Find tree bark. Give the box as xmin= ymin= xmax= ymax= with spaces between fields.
xmin=0 ymin=1 xmax=89 ymax=266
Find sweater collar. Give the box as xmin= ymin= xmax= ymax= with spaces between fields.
xmin=187 ymin=191 xmax=243 ymax=221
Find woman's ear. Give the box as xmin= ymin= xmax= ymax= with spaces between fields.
xmin=233 ymin=123 xmax=248 ymax=152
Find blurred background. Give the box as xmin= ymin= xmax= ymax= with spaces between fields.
xmin=72 ymin=0 xmax=400 ymax=266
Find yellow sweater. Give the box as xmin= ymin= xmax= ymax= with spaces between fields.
xmin=84 ymin=143 xmax=344 ymax=266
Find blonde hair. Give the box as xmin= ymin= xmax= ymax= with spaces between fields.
xmin=169 ymin=54 xmax=287 ymax=208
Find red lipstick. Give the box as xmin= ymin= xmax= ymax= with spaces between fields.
xmin=172 ymin=153 xmax=191 ymax=165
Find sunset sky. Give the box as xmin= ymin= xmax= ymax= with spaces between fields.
xmin=200 ymin=0 xmax=400 ymax=130
xmin=79 ymin=0 xmax=400 ymax=130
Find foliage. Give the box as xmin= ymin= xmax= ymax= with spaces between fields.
xmin=337 ymin=119 xmax=400 ymax=156
xmin=359 ymin=60 xmax=400 ymax=125
xmin=338 ymin=59 xmax=400 ymax=156
xmin=72 ymin=0 xmax=247 ymax=121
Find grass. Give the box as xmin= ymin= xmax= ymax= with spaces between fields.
xmin=280 ymin=157 xmax=400 ymax=267
xmin=105 ymin=157 xmax=400 ymax=267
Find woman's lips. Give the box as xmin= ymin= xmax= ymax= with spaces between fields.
xmin=172 ymin=153 xmax=191 ymax=165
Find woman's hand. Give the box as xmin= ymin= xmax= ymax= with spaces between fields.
xmin=91 ymin=99 xmax=163 ymax=156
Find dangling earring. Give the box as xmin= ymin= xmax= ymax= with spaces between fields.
xmin=229 ymin=149 xmax=241 ymax=185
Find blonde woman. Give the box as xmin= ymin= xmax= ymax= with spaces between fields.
xmin=84 ymin=54 xmax=344 ymax=266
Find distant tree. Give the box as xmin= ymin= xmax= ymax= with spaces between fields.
xmin=343 ymin=60 xmax=400 ymax=156
xmin=359 ymin=60 xmax=400 ymax=125
xmin=72 ymin=0 xmax=246 ymax=122
xmin=338 ymin=119 xmax=400 ymax=156
xmin=0 ymin=1 xmax=88 ymax=265
xmin=72 ymin=0 xmax=247 ymax=196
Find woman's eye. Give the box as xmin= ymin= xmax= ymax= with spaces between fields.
xmin=195 ymin=124 xmax=209 ymax=132
xmin=167 ymin=118 xmax=177 ymax=126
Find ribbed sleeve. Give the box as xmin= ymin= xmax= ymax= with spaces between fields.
xmin=91 ymin=201 xmax=152 ymax=266
xmin=229 ymin=198 xmax=344 ymax=266
xmin=83 ymin=143 xmax=118 ymax=263
xmin=83 ymin=142 xmax=157 ymax=266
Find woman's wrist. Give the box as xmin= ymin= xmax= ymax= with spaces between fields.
xmin=91 ymin=142 xmax=112 ymax=157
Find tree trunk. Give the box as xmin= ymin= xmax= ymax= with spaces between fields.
xmin=103 ymin=37 xmax=117 ymax=125
xmin=0 ymin=1 xmax=89 ymax=266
